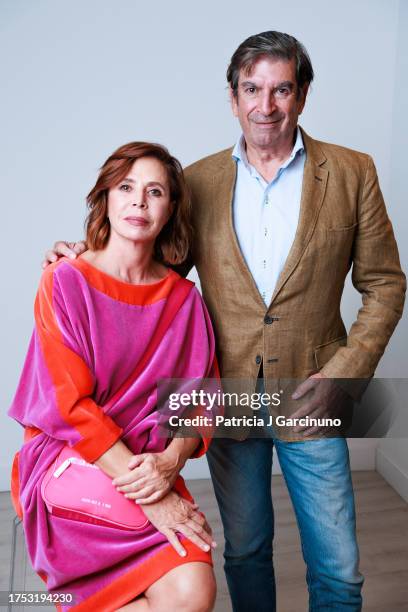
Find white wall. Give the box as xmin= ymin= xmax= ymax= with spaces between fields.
xmin=376 ymin=1 xmax=408 ymax=502
xmin=1 ymin=0 xmax=405 ymax=489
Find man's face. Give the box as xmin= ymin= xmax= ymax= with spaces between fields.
xmin=231 ymin=56 xmax=308 ymax=151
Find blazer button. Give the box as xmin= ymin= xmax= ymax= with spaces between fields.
xmin=264 ymin=315 xmax=274 ymax=325
xmin=255 ymin=355 xmax=262 ymax=365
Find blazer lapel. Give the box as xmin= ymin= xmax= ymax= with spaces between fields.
xmin=213 ymin=152 xmax=267 ymax=309
xmin=269 ymin=128 xmax=328 ymax=306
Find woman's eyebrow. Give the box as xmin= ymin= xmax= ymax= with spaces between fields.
xmin=121 ymin=178 xmax=165 ymax=189
xmin=146 ymin=181 xmax=165 ymax=189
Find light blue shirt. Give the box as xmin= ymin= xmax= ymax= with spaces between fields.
xmin=232 ymin=127 xmax=306 ymax=306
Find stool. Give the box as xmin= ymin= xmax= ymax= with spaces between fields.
xmin=8 ymin=516 xmax=28 ymax=612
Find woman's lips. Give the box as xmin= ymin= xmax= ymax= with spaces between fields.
xmin=124 ymin=216 xmax=149 ymax=226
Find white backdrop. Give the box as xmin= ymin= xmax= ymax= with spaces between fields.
xmin=1 ymin=0 xmax=406 ymax=489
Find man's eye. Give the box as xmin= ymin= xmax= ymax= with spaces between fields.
xmin=276 ymin=88 xmax=290 ymax=97
xmin=246 ymin=87 xmax=257 ymax=94
xmin=119 ymin=184 xmax=131 ymax=191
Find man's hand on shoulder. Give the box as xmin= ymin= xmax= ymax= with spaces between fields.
xmin=42 ymin=241 xmax=87 ymax=269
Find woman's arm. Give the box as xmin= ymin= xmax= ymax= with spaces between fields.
xmin=9 ymin=264 xmax=123 ymax=462
xmin=95 ymin=438 xmax=216 ymax=557
xmin=111 ymin=437 xmax=200 ymax=503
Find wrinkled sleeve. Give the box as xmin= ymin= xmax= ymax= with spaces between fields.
xmin=321 ymin=156 xmax=406 ymax=382
xmin=8 ymin=267 xmax=123 ymax=462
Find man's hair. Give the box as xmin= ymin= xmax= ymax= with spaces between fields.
xmin=85 ymin=142 xmax=192 ymax=265
xmin=227 ymin=30 xmax=314 ymax=97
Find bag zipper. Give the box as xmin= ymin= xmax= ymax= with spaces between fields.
xmin=53 ymin=457 xmax=99 ymax=478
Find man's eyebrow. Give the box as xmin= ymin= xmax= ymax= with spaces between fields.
xmin=240 ymin=80 xmax=258 ymax=88
xmin=240 ymin=80 xmax=295 ymax=89
xmin=275 ymin=81 xmax=295 ymax=89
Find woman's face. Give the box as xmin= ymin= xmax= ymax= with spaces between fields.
xmin=107 ymin=156 xmax=173 ymax=247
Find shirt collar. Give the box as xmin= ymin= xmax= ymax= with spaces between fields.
xmin=232 ymin=126 xmax=304 ymax=176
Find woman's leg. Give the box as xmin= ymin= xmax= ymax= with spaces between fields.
xmin=116 ymin=597 xmax=149 ymax=611
xmin=116 ymin=561 xmax=216 ymax=612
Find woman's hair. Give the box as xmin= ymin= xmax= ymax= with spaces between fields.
xmin=85 ymin=142 xmax=192 ymax=265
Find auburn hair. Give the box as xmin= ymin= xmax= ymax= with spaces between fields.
xmin=85 ymin=142 xmax=192 ymax=265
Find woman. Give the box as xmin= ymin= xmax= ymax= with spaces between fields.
xmin=8 ymin=142 xmax=219 ymax=611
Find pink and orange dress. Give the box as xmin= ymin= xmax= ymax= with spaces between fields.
xmin=8 ymin=257 xmax=218 ymax=611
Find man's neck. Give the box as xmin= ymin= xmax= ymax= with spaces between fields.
xmin=244 ymin=128 xmax=298 ymax=183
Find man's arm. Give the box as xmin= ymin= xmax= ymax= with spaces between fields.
xmin=42 ymin=240 xmax=195 ymax=277
xmin=321 ymin=155 xmax=406 ymax=379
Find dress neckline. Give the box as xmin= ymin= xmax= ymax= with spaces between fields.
xmin=66 ymin=256 xmax=179 ymax=305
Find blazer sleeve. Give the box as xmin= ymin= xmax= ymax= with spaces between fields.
xmin=8 ymin=267 xmax=123 ymax=462
xmin=321 ymin=155 xmax=406 ymax=381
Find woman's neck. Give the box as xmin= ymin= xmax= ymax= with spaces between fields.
xmin=83 ymin=237 xmax=167 ymax=284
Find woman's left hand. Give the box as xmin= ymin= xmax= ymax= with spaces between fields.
xmin=112 ymin=448 xmax=181 ymax=504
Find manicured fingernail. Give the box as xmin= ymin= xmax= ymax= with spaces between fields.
xmin=203 ymin=544 xmax=210 ymax=551
xmin=180 ymin=550 xmax=186 ymax=557
xmin=69 ymin=253 xmax=76 ymax=259
xmin=211 ymin=541 xmax=217 ymax=548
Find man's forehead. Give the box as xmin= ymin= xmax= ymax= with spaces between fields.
xmin=239 ymin=56 xmax=296 ymax=82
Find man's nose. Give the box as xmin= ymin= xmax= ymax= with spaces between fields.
xmin=259 ymin=92 xmax=277 ymax=116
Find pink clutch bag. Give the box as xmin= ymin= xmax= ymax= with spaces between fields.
xmin=41 ymin=446 xmax=149 ymax=531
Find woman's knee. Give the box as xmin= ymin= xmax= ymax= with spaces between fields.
xmin=147 ymin=562 xmax=216 ymax=612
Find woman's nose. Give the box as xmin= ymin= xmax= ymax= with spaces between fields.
xmin=132 ymin=199 xmax=147 ymax=208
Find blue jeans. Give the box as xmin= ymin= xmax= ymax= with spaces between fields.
xmin=207 ymin=407 xmax=363 ymax=611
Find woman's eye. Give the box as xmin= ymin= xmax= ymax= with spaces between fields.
xmin=149 ymin=189 xmax=162 ymax=197
xmin=119 ymin=184 xmax=131 ymax=191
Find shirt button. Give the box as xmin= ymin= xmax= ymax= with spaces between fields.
xmin=255 ymin=355 xmax=262 ymax=365
xmin=264 ymin=315 xmax=274 ymax=325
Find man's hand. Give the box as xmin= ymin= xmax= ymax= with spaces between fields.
xmin=290 ymin=373 xmax=350 ymax=436
xmin=140 ymin=490 xmax=216 ymax=557
xmin=112 ymin=450 xmax=181 ymax=505
xmin=42 ymin=240 xmax=87 ymax=269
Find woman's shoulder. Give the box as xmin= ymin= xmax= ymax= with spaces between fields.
xmin=38 ymin=257 xmax=88 ymax=300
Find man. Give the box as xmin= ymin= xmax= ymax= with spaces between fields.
xmin=44 ymin=31 xmax=405 ymax=611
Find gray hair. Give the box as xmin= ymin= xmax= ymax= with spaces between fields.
xmin=227 ymin=30 xmax=314 ymax=98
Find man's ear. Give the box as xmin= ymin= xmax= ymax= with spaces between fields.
xmin=230 ymin=86 xmax=239 ymax=117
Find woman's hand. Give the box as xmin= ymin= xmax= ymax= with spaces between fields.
xmin=42 ymin=240 xmax=87 ymax=268
xmin=140 ymin=490 xmax=216 ymax=557
xmin=112 ymin=449 xmax=182 ymax=504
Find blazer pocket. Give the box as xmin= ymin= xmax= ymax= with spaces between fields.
xmin=314 ymin=335 xmax=347 ymax=369
xmin=327 ymin=222 xmax=358 ymax=233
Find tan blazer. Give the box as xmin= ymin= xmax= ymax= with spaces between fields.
xmin=182 ymin=128 xmax=406 ymax=440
